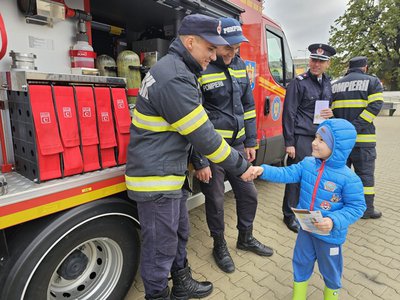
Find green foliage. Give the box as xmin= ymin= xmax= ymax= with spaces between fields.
xmin=329 ymin=0 xmax=400 ymax=90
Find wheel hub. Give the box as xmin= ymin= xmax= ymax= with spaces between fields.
xmin=57 ymin=249 xmax=89 ymax=280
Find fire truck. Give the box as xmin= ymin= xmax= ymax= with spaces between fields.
xmin=0 ymin=0 xmax=294 ymax=299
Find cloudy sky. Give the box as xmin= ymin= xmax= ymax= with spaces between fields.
xmin=264 ymin=0 xmax=348 ymax=58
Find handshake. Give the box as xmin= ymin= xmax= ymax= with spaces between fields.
xmin=240 ymin=166 xmax=264 ymax=182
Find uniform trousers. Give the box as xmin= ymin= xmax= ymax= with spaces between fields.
xmin=136 ymin=191 xmax=189 ymax=295
xmin=347 ymin=147 xmax=376 ymax=212
xmin=283 ymin=135 xmax=314 ymax=219
xmin=293 ymin=229 xmax=343 ymax=290
xmin=200 ymin=143 xmax=258 ymax=235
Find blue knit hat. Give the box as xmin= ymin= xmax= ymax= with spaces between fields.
xmin=317 ymin=126 xmax=334 ymax=149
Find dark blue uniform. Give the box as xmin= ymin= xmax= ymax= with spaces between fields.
xmin=282 ymin=70 xmax=333 ymax=220
xmin=331 ymin=68 xmax=383 ymax=217
xmin=192 ymin=55 xmax=258 ymax=235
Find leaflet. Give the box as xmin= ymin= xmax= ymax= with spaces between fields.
xmin=291 ymin=208 xmax=329 ymax=235
xmin=313 ymin=100 xmax=330 ymax=124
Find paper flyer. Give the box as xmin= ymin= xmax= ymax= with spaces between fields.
xmin=313 ymin=100 xmax=330 ymax=124
xmin=291 ymin=208 xmax=329 ymax=235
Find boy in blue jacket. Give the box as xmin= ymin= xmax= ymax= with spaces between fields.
xmin=254 ymin=118 xmax=366 ymax=300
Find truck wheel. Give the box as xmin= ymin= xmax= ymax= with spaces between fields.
xmin=1 ymin=199 xmax=140 ymax=300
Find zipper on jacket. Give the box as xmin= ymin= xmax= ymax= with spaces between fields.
xmin=310 ymin=160 xmax=326 ymax=211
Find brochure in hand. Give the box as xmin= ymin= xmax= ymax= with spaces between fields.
xmin=313 ymin=100 xmax=330 ymax=124
xmin=291 ymin=208 xmax=329 ymax=235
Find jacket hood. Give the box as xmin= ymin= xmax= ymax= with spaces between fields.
xmin=168 ymin=38 xmax=203 ymax=76
xmin=318 ymin=118 xmax=356 ymax=167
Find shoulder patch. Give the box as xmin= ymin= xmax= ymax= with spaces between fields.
xmin=296 ymin=72 xmax=308 ymax=80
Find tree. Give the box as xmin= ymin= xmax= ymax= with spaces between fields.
xmin=329 ymin=0 xmax=400 ymax=90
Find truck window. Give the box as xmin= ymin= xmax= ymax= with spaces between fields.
xmin=266 ymin=28 xmax=294 ymax=87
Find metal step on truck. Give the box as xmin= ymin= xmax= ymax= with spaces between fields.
xmin=0 ymin=0 xmax=294 ymax=299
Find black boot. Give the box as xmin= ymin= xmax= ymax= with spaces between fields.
xmin=145 ymin=287 xmax=170 ymax=300
xmin=283 ymin=216 xmax=299 ymax=233
xmin=362 ymin=209 xmax=382 ymax=219
xmin=237 ymin=227 xmax=273 ymax=256
xmin=212 ymin=232 xmax=235 ymax=273
xmin=170 ymin=262 xmax=213 ymax=300
xmin=362 ymin=197 xmax=382 ymax=219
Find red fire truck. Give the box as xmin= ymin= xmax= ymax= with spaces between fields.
xmin=0 ymin=0 xmax=294 ymax=299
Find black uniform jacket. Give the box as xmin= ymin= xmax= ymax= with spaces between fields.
xmin=331 ymin=69 xmax=383 ymax=147
xmin=125 ymin=38 xmax=249 ymax=201
xmin=282 ymin=70 xmax=333 ymax=147
xmin=191 ymin=55 xmax=257 ymax=170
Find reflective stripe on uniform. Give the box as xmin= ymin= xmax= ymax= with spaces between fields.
xmin=228 ymin=68 xmax=247 ymax=78
xmin=356 ymin=134 xmax=376 ymax=143
xmin=368 ymin=92 xmax=383 ymax=103
xmin=244 ymin=109 xmax=256 ymax=120
xmin=205 ymin=139 xmax=232 ymax=163
xmin=125 ymin=175 xmax=185 ymax=192
xmin=237 ymin=127 xmax=245 ymax=138
xmin=360 ymin=109 xmax=377 ymax=123
xmin=331 ymin=99 xmax=367 ymax=109
xmin=132 ymin=109 xmax=177 ymax=132
xmin=215 ymin=129 xmax=234 ymax=138
xmin=364 ymin=186 xmax=375 ymax=195
xmin=171 ymin=105 xmax=209 ymax=135
xmin=198 ymin=72 xmax=226 ymax=85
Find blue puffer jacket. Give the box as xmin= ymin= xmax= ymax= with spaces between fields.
xmin=260 ymin=118 xmax=366 ymax=244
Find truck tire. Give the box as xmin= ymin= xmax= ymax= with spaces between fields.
xmin=0 ymin=198 xmax=140 ymax=300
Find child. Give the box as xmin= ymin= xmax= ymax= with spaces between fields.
xmin=254 ymin=118 xmax=366 ymax=300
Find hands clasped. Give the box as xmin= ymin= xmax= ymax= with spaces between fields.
xmin=240 ymin=166 xmax=264 ymax=182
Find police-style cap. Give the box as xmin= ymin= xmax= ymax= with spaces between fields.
xmin=219 ymin=17 xmax=249 ymax=45
xmin=349 ymin=56 xmax=368 ymax=68
xmin=308 ymin=43 xmax=336 ymax=61
xmin=178 ymin=14 xmax=228 ymax=46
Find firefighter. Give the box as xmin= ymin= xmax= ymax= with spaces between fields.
xmin=125 ymin=14 xmax=258 ymax=300
xmin=282 ymin=43 xmax=336 ymax=233
xmin=191 ymin=17 xmax=274 ymax=274
xmin=331 ymin=56 xmax=384 ymax=219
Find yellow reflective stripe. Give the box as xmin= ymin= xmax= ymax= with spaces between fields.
xmin=364 ymin=186 xmax=375 ymax=195
xmin=132 ymin=109 xmax=177 ymax=132
xmin=331 ymin=99 xmax=367 ymax=109
xmin=125 ymin=175 xmax=185 ymax=192
xmin=244 ymin=109 xmax=256 ymax=120
xmin=368 ymin=92 xmax=383 ymax=103
xmin=172 ymin=105 xmax=209 ymax=135
xmin=356 ymin=134 xmax=376 ymax=143
xmin=228 ymin=68 xmax=247 ymax=78
xmin=206 ymin=139 xmax=232 ymax=163
xmin=237 ymin=127 xmax=245 ymax=138
xmin=215 ymin=129 xmax=234 ymax=138
xmin=198 ymin=72 xmax=227 ymax=85
xmin=360 ymin=109 xmax=377 ymax=123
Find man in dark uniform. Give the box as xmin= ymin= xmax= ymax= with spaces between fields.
xmin=125 ymin=14 xmax=258 ymax=300
xmin=192 ymin=17 xmax=273 ymax=274
xmin=331 ymin=56 xmax=384 ymax=219
xmin=282 ymin=43 xmax=336 ymax=233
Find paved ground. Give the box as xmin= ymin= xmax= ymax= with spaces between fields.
xmin=126 ymin=112 xmax=400 ymax=300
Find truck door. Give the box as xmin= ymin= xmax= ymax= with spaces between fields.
xmin=256 ymin=18 xmax=294 ymax=165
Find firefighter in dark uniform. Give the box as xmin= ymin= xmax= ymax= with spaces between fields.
xmin=282 ymin=43 xmax=336 ymax=233
xmin=125 ymin=14 xmax=258 ymax=300
xmin=331 ymin=56 xmax=384 ymax=219
xmin=191 ymin=17 xmax=273 ymax=274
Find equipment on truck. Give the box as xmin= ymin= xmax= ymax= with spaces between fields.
xmin=96 ymin=54 xmax=117 ymax=77
xmin=117 ymin=50 xmax=141 ymax=105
